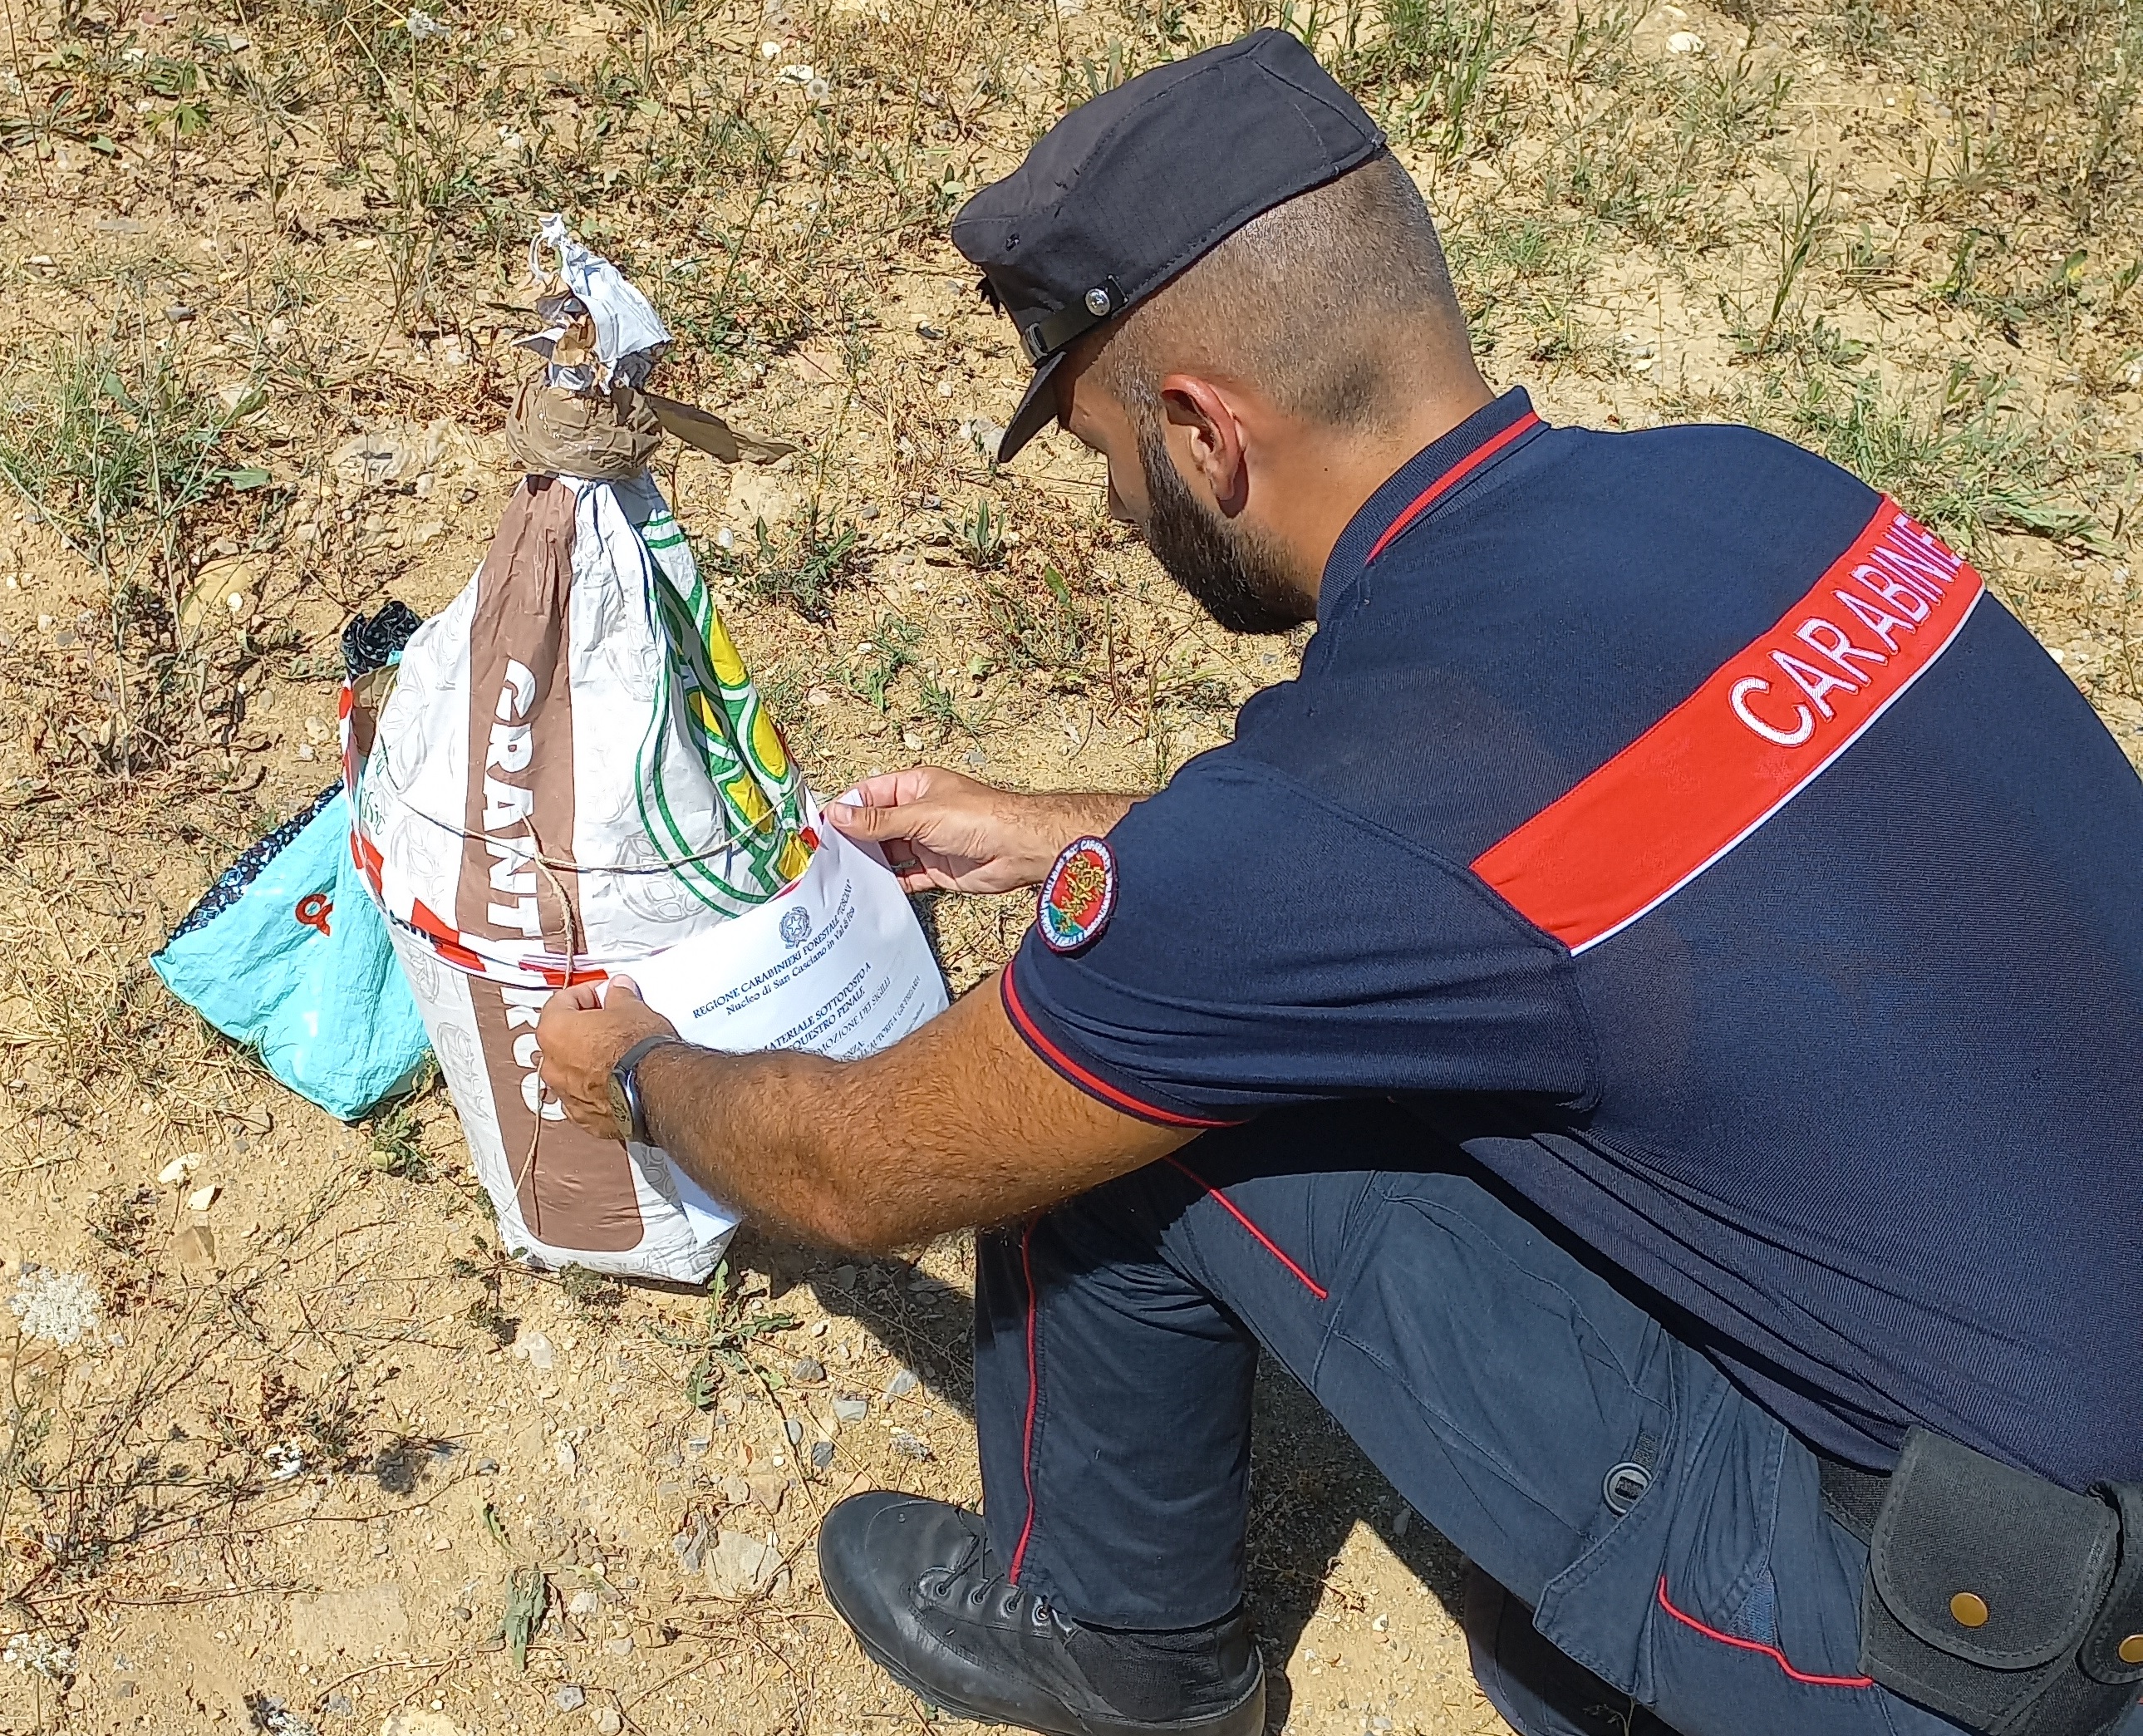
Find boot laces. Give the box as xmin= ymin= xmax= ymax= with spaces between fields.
xmin=919 ymin=1544 xmax=1055 ymax=1630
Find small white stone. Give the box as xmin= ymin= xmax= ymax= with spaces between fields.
xmin=1666 ymin=29 xmax=1704 ymax=52
xmin=158 ymin=1153 xmax=199 ymax=1185
xmin=706 ymin=1529 xmax=780 ymax=1597
xmin=186 ymin=1184 xmax=219 ymax=1212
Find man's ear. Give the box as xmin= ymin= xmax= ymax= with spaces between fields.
xmin=1158 ymin=373 xmax=1249 ymax=515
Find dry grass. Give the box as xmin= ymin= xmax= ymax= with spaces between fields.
xmin=2 ymin=0 xmax=2142 ymax=1729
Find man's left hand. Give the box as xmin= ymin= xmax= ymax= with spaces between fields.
xmin=537 ymin=976 xmax=679 ymax=1141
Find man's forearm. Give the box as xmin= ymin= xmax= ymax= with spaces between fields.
xmin=1030 ymin=790 xmax=1140 ymax=848
xmin=636 ymin=1041 xmax=857 ymax=1245
xmin=629 ymin=971 xmax=1187 ymax=1252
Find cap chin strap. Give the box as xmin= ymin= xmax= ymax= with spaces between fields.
xmin=1020 ymin=277 xmax=1125 ymax=364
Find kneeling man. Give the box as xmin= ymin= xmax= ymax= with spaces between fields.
xmin=542 ymin=32 xmax=2143 ymax=1736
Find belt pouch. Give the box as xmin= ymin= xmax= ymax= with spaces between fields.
xmin=1860 ymin=1429 xmax=2136 ymax=1736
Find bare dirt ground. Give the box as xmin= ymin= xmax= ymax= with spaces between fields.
xmin=2 ymin=0 xmax=2141 ymax=1732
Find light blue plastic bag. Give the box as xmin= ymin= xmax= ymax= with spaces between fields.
xmin=152 ymin=784 xmax=431 ymax=1121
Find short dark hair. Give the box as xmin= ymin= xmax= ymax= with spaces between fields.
xmin=1083 ymin=151 xmax=1471 ymax=429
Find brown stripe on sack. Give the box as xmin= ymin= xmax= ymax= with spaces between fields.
xmin=459 ymin=476 xmax=644 ymax=1252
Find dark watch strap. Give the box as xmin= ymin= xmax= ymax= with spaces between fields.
xmin=610 ymin=1034 xmax=683 ymax=1146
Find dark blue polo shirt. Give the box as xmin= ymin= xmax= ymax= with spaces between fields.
xmin=1003 ymin=387 xmax=2143 ymax=1490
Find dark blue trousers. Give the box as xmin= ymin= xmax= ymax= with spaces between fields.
xmin=971 ymin=1103 xmax=2131 ymax=1736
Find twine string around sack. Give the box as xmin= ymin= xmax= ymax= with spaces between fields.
xmin=506 ymin=814 xmax=587 ymax=1247
xmin=387 ymin=784 xmax=794 ymax=878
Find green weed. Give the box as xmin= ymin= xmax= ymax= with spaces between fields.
xmin=1353 ymin=0 xmax=1536 ymax=159
xmin=949 ymin=498 xmax=1007 ymax=570
xmin=915 ymin=672 xmax=978 ymax=740
xmin=717 ymin=507 xmax=861 ymax=626
xmin=501 ymin=1565 xmax=549 ymax=1672
xmin=846 ymin=614 xmax=925 ymax=711
xmin=646 ymin=1260 xmax=800 ymax=1410
xmin=983 ymin=564 xmax=1090 ymax=680
xmin=1735 ymin=363 xmax=2101 ymax=550
xmin=363 ymin=1083 xmax=435 ymax=1183
xmin=559 ymin=1262 xmax=625 ymax=1316
xmin=0 ymin=337 xmax=245 ymax=577
xmin=1733 ymin=161 xmax=1836 ymax=357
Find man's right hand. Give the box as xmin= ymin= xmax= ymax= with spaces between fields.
xmin=823 ymin=768 xmax=1136 ymax=894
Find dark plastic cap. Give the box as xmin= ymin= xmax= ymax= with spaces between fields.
xmin=952 ymin=30 xmax=1385 ymax=460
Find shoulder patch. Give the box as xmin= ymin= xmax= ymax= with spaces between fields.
xmin=1037 ymin=837 xmax=1117 ymax=953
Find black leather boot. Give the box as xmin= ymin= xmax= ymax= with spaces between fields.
xmin=818 ymin=1492 xmax=1266 ymax=1736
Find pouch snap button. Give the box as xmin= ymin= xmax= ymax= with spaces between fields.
xmin=1949 ymin=1592 xmax=1990 ymax=1629
xmin=2117 ymin=1634 xmax=2143 ymax=1666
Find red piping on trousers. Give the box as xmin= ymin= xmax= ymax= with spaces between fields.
xmin=1007 ymin=1220 xmax=1041 ymax=1584
xmin=1164 ymin=1155 xmax=1328 ymax=1301
xmin=1364 ymin=411 xmax=1541 ymax=564
xmin=1655 ymin=1576 xmax=1875 ymax=1689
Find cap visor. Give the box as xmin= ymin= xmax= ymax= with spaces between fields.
xmin=995 ymin=352 xmax=1066 ymax=463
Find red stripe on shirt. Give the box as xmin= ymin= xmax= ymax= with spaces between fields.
xmin=1365 ymin=411 xmax=1541 ymax=564
xmin=1472 ymin=498 xmax=1985 ymax=953
xmin=999 ymin=957 xmax=1236 ymax=1129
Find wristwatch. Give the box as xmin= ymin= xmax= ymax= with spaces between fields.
xmin=607 ymin=1035 xmax=682 ymax=1147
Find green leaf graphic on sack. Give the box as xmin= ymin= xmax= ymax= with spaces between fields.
xmin=636 ymin=503 xmax=813 ymax=911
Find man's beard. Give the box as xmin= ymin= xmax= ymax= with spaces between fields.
xmin=1136 ymin=420 xmax=1311 ymax=636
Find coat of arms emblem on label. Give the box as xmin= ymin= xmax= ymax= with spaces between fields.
xmin=1037 ymin=837 xmax=1116 ymax=952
